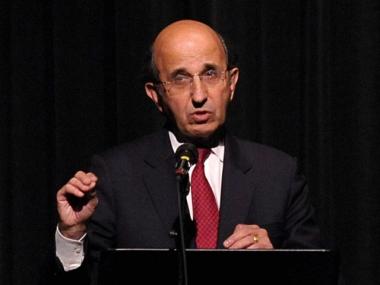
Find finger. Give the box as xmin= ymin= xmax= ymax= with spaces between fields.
xmin=68 ymin=177 xmax=91 ymax=191
xmin=224 ymin=224 xmax=260 ymax=247
xmin=64 ymin=183 xmax=87 ymax=198
xmin=74 ymin=171 xmax=95 ymax=185
xmin=87 ymin=172 xmax=98 ymax=182
xmin=247 ymin=228 xmax=273 ymax=249
xmin=247 ymin=235 xmax=274 ymax=249
xmin=87 ymin=194 xmax=99 ymax=208
xmin=87 ymin=173 xmax=98 ymax=190
xmin=225 ymin=233 xmax=256 ymax=249
xmin=224 ymin=225 xmax=272 ymax=249
xmin=227 ymin=228 xmax=267 ymax=249
xmin=69 ymin=177 xmax=96 ymax=192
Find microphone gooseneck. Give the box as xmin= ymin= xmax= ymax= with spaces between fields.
xmin=173 ymin=143 xmax=198 ymax=285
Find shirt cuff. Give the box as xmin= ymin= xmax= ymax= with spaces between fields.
xmin=55 ymin=225 xmax=86 ymax=271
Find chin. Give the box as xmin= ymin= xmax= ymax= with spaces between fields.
xmin=187 ymin=125 xmax=217 ymax=138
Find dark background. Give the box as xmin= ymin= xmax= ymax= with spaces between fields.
xmin=1 ymin=1 xmax=379 ymax=284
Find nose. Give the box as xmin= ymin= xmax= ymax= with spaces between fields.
xmin=190 ymin=75 xmax=207 ymax=105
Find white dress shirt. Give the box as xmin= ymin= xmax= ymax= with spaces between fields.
xmin=56 ymin=131 xmax=224 ymax=271
xmin=168 ymin=131 xmax=224 ymax=218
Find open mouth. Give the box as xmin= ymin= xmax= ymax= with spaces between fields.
xmin=190 ymin=111 xmax=211 ymax=123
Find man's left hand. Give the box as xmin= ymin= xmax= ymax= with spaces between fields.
xmin=223 ymin=224 xmax=273 ymax=249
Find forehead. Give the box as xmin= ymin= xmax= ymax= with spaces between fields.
xmin=153 ymin=23 xmax=227 ymax=74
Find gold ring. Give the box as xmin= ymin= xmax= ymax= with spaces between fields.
xmin=253 ymin=234 xmax=259 ymax=244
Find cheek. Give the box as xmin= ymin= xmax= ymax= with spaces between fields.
xmin=165 ymin=98 xmax=189 ymax=121
xmin=214 ymin=95 xmax=230 ymax=119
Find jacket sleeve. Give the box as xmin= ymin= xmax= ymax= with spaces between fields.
xmin=281 ymin=158 xmax=323 ymax=248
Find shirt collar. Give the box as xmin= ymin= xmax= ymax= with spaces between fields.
xmin=168 ymin=131 xmax=224 ymax=163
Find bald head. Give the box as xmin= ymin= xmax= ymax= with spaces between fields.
xmin=144 ymin=19 xmax=240 ymax=139
xmin=149 ymin=20 xmax=229 ymax=81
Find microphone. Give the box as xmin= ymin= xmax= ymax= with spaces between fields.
xmin=175 ymin=143 xmax=198 ymax=177
xmin=174 ymin=143 xmax=197 ymax=285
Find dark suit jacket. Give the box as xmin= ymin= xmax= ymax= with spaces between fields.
xmin=86 ymin=129 xmax=322 ymax=255
xmin=53 ymin=129 xmax=322 ymax=284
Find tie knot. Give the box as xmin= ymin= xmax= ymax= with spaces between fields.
xmin=197 ymin=148 xmax=211 ymax=163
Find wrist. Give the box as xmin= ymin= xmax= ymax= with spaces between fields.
xmin=58 ymin=223 xmax=87 ymax=240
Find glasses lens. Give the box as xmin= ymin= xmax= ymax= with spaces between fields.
xmin=162 ymin=69 xmax=228 ymax=95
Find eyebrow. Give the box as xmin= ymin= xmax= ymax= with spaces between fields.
xmin=168 ymin=63 xmax=220 ymax=78
xmin=169 ymin=68 xmax=188 ymax=78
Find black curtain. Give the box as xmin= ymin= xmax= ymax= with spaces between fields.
xmin=1 ymin=1 xmax=379 ymax=284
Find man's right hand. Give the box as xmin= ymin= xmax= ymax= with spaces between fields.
xmin=56 ymin=171 xmax=98 ymax=240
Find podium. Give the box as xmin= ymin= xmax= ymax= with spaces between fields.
xmin=97 ymin=249 xmax=339 ymax=285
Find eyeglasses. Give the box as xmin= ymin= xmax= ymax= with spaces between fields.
xmin=157 ymin=69 xmax=229 ymax=94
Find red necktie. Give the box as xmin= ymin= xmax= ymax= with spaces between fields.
xmin=191 ymin=148 xmax=219 ymax=248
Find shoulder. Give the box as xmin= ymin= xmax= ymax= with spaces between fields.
xmin=229 ymin=136 xmax=293 ymax=160
xmin=227 ymin=135 xmax=298 ymax=173
xmin=93 ymin=130 xmax=169 ymax=165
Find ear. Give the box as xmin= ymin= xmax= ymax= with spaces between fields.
xmin=227 ymin=67 xmax=239 ymax=101
xmin=145 ymin=82 xmax=163 ymax=112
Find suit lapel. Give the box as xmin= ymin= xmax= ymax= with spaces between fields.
xmin=141 ymin=130 xmax=256 ymax=247
xmin=142 ymin=130 xmax=179 ymax=234
xmin=218 ymin=134 xmax=255 ymax=247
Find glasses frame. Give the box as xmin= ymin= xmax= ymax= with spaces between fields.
xmin=155 ymin=69 xmax=230 ymax=95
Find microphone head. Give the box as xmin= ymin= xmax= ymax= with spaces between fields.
xmin=175 ymin=143 xmax=198 ymax=168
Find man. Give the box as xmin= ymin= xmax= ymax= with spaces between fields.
xmin=55 ymin=19 xmax=321 ymax=278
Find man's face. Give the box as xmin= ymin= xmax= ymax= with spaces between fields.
xmin=145 ymin=21 xmax=239 ymax=139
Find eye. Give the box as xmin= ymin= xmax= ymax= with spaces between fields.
xmin=203 ymin=69 xmax=218 ymax=79
xmin=172 ymin=74 xmax=191 ymax=85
